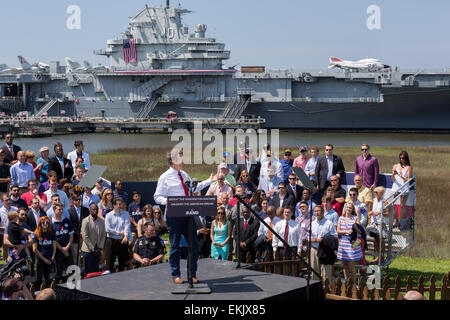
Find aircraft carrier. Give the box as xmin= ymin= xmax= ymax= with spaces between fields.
xmin=1 ymin=1 xmax=449 ymax=130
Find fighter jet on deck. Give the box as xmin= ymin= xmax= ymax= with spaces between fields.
xmin=329 ymin=57 xmax=391 ymax=72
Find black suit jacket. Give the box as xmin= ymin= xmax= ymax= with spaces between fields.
xmin=69 ymin=206 xmax=90 ymax=243
xmin=314 ymin=155 xmax=345 ymax=191
xmin=195 ymin=216 xmax=213 ymax=257
xmin=270 ymin=192 xmax=296 ymax=210
xmin=26 ymin=209 xmax=47 ymax=232
xmin=233 ymin=217 xmax=260 ymax=248
xmin=48 ymin=156 xmax=74 ymax=181
xmin=286 ymin=183 xmax=303 ymax=204
xmin=234 ymin=160 xmax=261 ymax=187
xmin=1 ymin=144 xmax=22 ymax=164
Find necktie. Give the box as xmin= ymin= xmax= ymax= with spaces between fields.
xmin=178 ymin=171 xmax=189 ymax=196
xmin=284 ymin=221 xmax=289 ymax=248
xmin=268 ymin=220 xmax=273 ymax=240
xmin=9 ymin=145 xmax=13 ymax=158
xmin=244 ymin=219 xmax=247 ymax=231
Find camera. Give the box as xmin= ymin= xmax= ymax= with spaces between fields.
xmin=0 ymin=259 xmax=30 ymax=288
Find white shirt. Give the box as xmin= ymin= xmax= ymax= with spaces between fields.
xmin=259 ymin=157 xmax=284 ymax=182
xmin=44 ymin=189 xmax=70 ymax=211
xmin=258 ymin=175 xmax=282 ymax=195
xmin=31 ymin=208 xmax=41 ymax=227
xmin=105 ymin=210 xmax=131 ymax=240
xmin=154 ymin=167 xmax=212 ymax=216
xmin=67 ymin=150 xmax=91 ymax=170
xmin=371 ymin=197 xmax=386 ymax=225
xmin=352 ymin=199 xmax=368 ymax=228
xmin=305 ymin=156 xmax=319 ymax=180
xmin=311 ymin=217 xmax=338 ymax=249
xmin=257 ymin=216 xmax=281 ymax=238
xmin=272 ymin=219 xmax=303 ymax=251
xmin=326 ymin=156 xmax=334 ymax=181
xmin=0 ymin=206 xmax=18 ymax=234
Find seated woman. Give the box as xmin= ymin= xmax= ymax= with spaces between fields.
xmin=210 ymin=206 xmax=231 ymax=260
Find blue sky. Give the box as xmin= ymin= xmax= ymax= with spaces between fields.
xmin=1 ymin=0 xmax=449 ymax=70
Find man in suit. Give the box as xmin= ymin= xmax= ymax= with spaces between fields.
xmin=26 ymin=197 xmax=47 ymax=231
xmin=271 ymin=182 xmax=296 ymax=212
xmin=1 ymin=133 xmax=22 ymax=165
xmin=47 ymin=142 xmax=74 ymax=182
xmin=68 ymin=194 xmax=90 ymax=266
xmin=195 ymin=215 xmax=213 ymax=258
xmin=234 ymin=148 xmax=261 ymax=187
xmin=286 ymin=172 xmax=303 ymax=204
xmin=233 ymin=204 xmax=260 ymax=263
xmin=314 ymin=144 xmax=345 ymax=193
xmin=81 ymin=203 xmax=106 ymax=276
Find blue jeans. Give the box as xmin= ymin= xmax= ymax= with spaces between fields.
xmin=167 ymin=217 xmax=199 ymax=279
xmin=83 ymin=251 xmax=101 ymax=276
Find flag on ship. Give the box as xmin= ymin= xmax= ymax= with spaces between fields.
xmin=123 ymin=38 xmax=137 ymax=63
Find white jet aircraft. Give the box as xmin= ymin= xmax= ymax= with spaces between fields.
xmin=329 ymin=57 xmax=391 ymax=72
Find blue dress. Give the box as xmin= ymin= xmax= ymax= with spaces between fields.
xmin=211 ymin=221 xmax=229 ymax=260
xmin=337 ymin=216 xmax=363 ymax=262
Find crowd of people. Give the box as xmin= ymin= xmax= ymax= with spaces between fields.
xmin=0 ymin=132 xmax=414 ymax=296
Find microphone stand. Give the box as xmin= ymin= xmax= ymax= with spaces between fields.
xmin=235 ymin=200 xmax=241 ymax=269
xmin=235 ymin=195 xmax=322 ymax=283
xmin=184 ymin=179 xmax=194 ymax=289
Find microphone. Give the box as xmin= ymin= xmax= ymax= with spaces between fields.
xmin=183 ymin=177 xmax=191 ymax=189
xmin=192 ymin=178 xmax=199 ymax=190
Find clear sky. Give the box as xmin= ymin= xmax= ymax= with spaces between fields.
xmin=1 ymin=0 xmax=449 ymax=71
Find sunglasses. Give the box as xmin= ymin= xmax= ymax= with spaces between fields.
xmin=279 ymin=187 xmax=286 ymax=189
xmin=330 ymin=179 xmax=338 ymax=182
xmin=217 ymin=212 xmax=225 ymax=215
xmin=241 ymin=175 xmax=249 ymax=177
xmin=361 ymin=148 xmax=368 ymax=151
xmin=41 ymin=221 xmax=50 ymax=225
xmin=325 ymin=149 xmax=332 ymax=151
xmin=288 ymin=177 xmax=296 ymax=180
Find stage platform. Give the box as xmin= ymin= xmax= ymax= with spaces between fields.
xmin=55 ymin=259 xmax=324 ymax=300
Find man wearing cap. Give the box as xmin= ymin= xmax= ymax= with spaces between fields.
xmin=67 ymin=140 xmax=91 ymax=172
xmin=218 ymin=163 xmax=236 ymax=188
xmin=259 ymin=150 xmax=283 ymax=184
xmin=1 ymin=133 xmax=22 ymax=165
xmin=92 ymin=178 xmax=106 ymax=198
xmin=280 ymin=149 xmax=294 ymax=184
xmin=206 ymin=173 xmax=233 ymax=200
xmin=293 ymin=146 xmax=308 ymax=170
xmin=258 ymin=167 xmax=282 ymax=200
xmin=36 ymin=146 xmax=50 ymax=183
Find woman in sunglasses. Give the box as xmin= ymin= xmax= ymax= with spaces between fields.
xmin=210 ymin=206 xmax=231 ymax=260
xmin=151 ymin=206 xmax=168 ymax=236
xmin=391 ymin=151 xmax=413 ymax=227
xmin=32 ymin=216 xmax=56 ymax=289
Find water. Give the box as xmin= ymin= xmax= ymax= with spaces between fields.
xmin=13 ymin=131 xmax=450 ymax=155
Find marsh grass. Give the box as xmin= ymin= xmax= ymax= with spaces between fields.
xmin=92 ymin=146 xmax=450 ymax=259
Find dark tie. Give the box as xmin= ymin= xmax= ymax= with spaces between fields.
xmin=178 ymin=171 xmax=189 ymax=196
xmin=284 ymin=221 xmax=289 ymax=248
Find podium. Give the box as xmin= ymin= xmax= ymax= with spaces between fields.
xmin=166 ymin=195 xmax=217 ymax=294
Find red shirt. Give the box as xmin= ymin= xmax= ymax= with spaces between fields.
xmin=20 ymin=191 xmax=47 ymax=206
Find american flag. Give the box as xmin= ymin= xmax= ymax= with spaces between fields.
xmin=123 ymin=38 xmax=137 ymax=63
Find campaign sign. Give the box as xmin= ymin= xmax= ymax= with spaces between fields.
xmin=166 ymin=196 xmax=217 ymax=218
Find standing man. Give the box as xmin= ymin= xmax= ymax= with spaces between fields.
xmin=346 ymin=174 xmax=374 ymax=212
xmin=1 ymin=133 xmax=22 ymax=165
xmin=233 ymin=205 xmax=260 ymax=263
xmin=234 ymin=148 xmax=261 ymax=187
xmin=254 ymin=205 xmax=280 ymax=261
xmin=355 ymin=144 xmax=379 ymax=190
xmin=272 ymin=207 xmax=302 ymax=261
xmin=113 ymin=180 xmax=129 ymax=206
xmin=286 ymin=173 xmax=303 ymax=205
xmin=293 ymin=146 xmax=308 ymax=170
xmin=258 ymin=167 xmax=282 ymax=201
xmin=128 ymin=191 xmax=143 ymax=247
xmin=51 ymin=203 xmax=74 ymax=283
xmin=314 ymin=144 xmax=345 ymax=194
xmin=0 ymin=193 xmax=18 ymax=261
xmin=279 ymin=149 xmax=294 ymax=184
xmin=259 ymin=150 xmax=283 ymax=183
xmin=81 ymin=203 xmax=105 ymax=276
xmin=310 ymin=205 xmax=338 ymax=281
xmin=20 ymin=178 xmax=47 ymax=207
xmin=68 ymin=194 xmax=89 ymax=264
xmin=304 ymin=147 xmax=320 ymax=182
xmin=82 ymin=186 xmax=100 ymax=209
xmin=270 ymin=182 xmax=295 ymax=212
xmin=26 ymin=197 xmax=47 ymax=232
xmin=104 ymin=198 xmax=130 ymax=273
xmin=10 ymin=151 xmax=35 ymax=194
xmin=195 ymin=214 xmax=213 ymax=259
xmin=48 ymin=142 xmax=73 ymax=182
xmin=10 ymin=185 xmax=28 ymax=209
xmin=44 ymin=177 xmax=70 ymax=211
xmin=154 ymin=151 xmax=214 ymax=284
xmin=67 ymin=140 xmax=90 ymax=172
xmin=0 ymin=149 xmax=11 ymax=194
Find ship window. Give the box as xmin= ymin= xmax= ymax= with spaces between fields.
xmin=168 ymin=28 xmax=174 ymax=39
